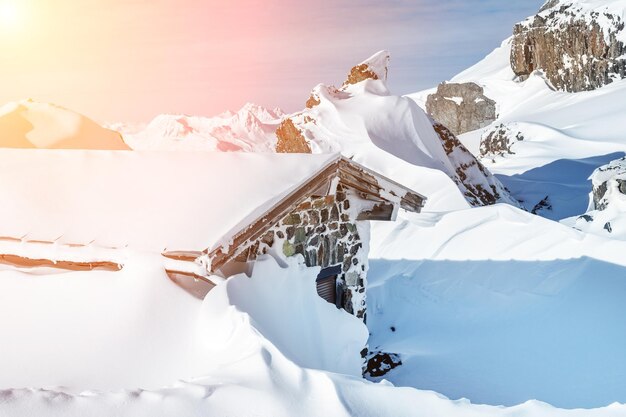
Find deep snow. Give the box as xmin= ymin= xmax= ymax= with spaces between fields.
xmin=368 ymin=205 xmax=626 ymax=409
xmin=3 ymin=6 xmax=626 ymax=415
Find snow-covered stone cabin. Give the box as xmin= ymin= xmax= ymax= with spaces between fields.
xmin=0 ymin=150 xmax=424 ymax=321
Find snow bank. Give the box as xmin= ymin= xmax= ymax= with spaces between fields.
xmin=3 ymin=240 xmax=626 ymax=415
xmin=0 ymin=251 xmax=367 ymax=388
xmin=367 ymin=204 xmax=626 ymax=408
xmin=197 ymin=256 xmax=368 ymax=377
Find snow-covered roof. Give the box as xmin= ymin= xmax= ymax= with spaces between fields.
xmin=0 ymin=150 xmax=425 ymax=254
xmin=0 ymin=150 xmax=338 ymax=252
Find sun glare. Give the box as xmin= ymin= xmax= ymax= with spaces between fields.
xmin=0 ymin=1 xmax=19 ymax=30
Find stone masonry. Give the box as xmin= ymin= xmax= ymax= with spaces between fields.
xmin=232 ymin=183 xmax=369 ymax=321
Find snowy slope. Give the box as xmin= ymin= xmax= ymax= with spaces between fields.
xmin=367 ymin=205 xmax=626 ymax=409
xmin=0 ymin=100 xmax=129 ymax=150
xmin=408 ymin=36 xmax=626 ymax=220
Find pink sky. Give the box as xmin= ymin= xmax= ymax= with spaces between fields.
xmin=0 ymin=0 xmax=542 ymax=122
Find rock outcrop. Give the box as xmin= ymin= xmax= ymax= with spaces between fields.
xmin=433 ymin=122 xmax=517 ymax=206
xmin=511 ymin=0 xmax=626 ymax=92
xmin=479 ymin=123 xmax=525 ymax=159
xmin=275 ymin=118 xmax=311 ymax=153
xmin=343 ymin=51 xmax=389 ymax=87
xmin=426 ymin=82 xmax=497 ymax=135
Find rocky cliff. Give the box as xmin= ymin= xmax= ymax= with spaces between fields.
xmin=511 ymin=0 xmax=626 ymax=91
xmin=426 ymin=82 xmax=497 ymax=135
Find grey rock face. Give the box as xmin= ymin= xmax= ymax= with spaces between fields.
xmin=432 ymin=122 xmax=520 ymax=208
xmin=511 ymin=2 xmax=626 ymax=92
xmin=480 ymin=123 xmax=525 ymax=158
xmin=426 ymin=82 xmax=497 ymax=135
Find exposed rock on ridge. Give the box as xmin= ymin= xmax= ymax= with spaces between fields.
xmin=426 ymin=82 xmax=497 ymax=135
xmin=433 ymin=122 xmax=516 ymax=206
xmin=275 ymin=119 xmax=312 ymax=153
xmin=511 ymin=0 xmax=626 ymax=92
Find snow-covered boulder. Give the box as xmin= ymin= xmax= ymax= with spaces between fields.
xmin=591 ymin=157 xmax=626 ymax=210
xmin=511 ymin=0 xmax=626 ymax=91
xmin=568 ymin=156 xmax=626 ymax=238
xmin=425 ymin=82 xmax=497 ymax=135
xmin=0 ymin=100 xmax=129 ymax=150
xmin=480 ymin=123 xmax=525 ymax=159
xmin=276 ymin=51 xmax=519 ymax=208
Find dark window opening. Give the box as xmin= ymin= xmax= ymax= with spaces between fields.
xmin=316 ymin=265 xmax=342 ymax=307
xmin=316 ymin=275 xmax=337 ymax=305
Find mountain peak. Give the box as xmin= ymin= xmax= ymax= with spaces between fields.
xmin=343 ymin=50 xmax=390 ymax=86
xmin=0 ymin=99 xmax=129 ymax=150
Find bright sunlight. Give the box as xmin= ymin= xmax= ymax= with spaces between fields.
xmin=0 ymin=0 xmax=19 ymax=30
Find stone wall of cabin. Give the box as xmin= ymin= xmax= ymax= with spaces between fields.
xmin=245 ymin=184 xmax=369 ymax=320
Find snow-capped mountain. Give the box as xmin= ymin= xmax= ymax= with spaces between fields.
xmin=275 ymin=51 xmax=519 ymax=208
xmin=410 ymin=1 xmax=626 ymax=222
xmin=116 ymin=103 xmax=283 ymax=152
xmin=0 ymin=100 xmax=129 ymax=150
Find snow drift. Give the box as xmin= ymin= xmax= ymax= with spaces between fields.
xmin=278 ymin=50 xmax=519 ymax=209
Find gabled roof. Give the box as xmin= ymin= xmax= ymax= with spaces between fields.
xmin=206 ymin=156 xmax=426 ymax=273
xmin=0 ymin=150 xmax=425 ymax=255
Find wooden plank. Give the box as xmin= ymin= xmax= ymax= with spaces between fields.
xmin=165 ymin=269 xmax=216 ymax=299
xmin=356 ymin=203 xmax=395 ymax=221
xmin=338 ymin=158 xmax=425 ymax=212
xmin=161 ymin=251 xmax=204 ymax=262
xmin=0 ymin=254 xmax=122 ymax=272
